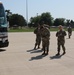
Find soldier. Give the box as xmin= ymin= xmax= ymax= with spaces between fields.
xmin=56 ymin=25 xmax=67 ymax=56
xmin=40 ymin=24 xmax=50 ymax=55
xmin=34 ymin=24 xmax=41 ymax=50
xmin=67 ymin=26 xmax=72 ymax=39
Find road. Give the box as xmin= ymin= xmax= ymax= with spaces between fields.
xmin=0 ymin=32 xmax=74 ymax=75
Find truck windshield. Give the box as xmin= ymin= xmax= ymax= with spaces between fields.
xmin=0 ymin=3 xmax=7 ymax=27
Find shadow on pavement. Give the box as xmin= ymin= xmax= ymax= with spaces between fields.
xmin=27 ymin=49 xmax=35 ymax=52
xmin=27 ymin=49 xmax=46 ymax=61
xmin=31 ymin=49 xmax=43 ymax=53
xmin=66 ymin=38 xmax=70 ymax=39
xmin=27 ymin=49 xmax=43 ymax=53
xmin=0 ymin=49 xmax=6 ymax=52
xmin=50 ymin=54 xmax=64 ymax=59
xmin=29 ymin=54 xmax=47 ymax=61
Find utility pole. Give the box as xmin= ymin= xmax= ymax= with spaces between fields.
xmin=26 ymin=0 xmax=28 ymax=27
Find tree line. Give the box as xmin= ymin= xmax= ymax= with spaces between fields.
xmin=5 ymin=10 xmax=74 ymax=28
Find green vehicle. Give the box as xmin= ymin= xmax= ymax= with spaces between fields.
xmin=0 ymin=2 xmax=9 ymax=48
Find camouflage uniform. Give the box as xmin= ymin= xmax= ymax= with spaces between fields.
xmin=68 ymin=27 xmax=72 ymax=38
xmin=56 ymin=29 xmax=66 ymax=55
xmin=34 ymin=27 xmax=41 ymax=49
xmin=40 ymin=26 xmax=50 ymax=55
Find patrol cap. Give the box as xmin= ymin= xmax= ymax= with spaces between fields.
xmin=58 ymin=25 xmax=63 ymax=28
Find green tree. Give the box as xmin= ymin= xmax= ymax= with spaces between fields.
xmin=66 ymin=19 xmax=70 ymax=26
xmin=69 ymin=20 xmax=74 ymax=27
xmin=29 ymin=16 xmax=41 ymax=27
xmin=53 ymin=18 xmax=65 ymax=26
xmin=39 ymin=12 xmax=53 ymax=26
xmin=30 ymin=12 xmax=53 ymax=27
xmin=5 ymin=10 xmax=12 ymax=21
xmin=9 ymin=14 xmax=27 ymax=28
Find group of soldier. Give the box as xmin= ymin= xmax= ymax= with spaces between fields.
xmin=34 ymin=23 xmax=72 ymax=56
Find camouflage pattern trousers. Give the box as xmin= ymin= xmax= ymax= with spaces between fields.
xmin=42 ymin=37 xmax=50 ymax=54
xmin=57 ymin=40 xmax=66 ymax=53
xmin=35 ymin=37 xmax=41 ymax=46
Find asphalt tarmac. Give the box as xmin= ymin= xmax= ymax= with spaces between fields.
xmin=0 ymin=32 xmax=74 ymax=75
